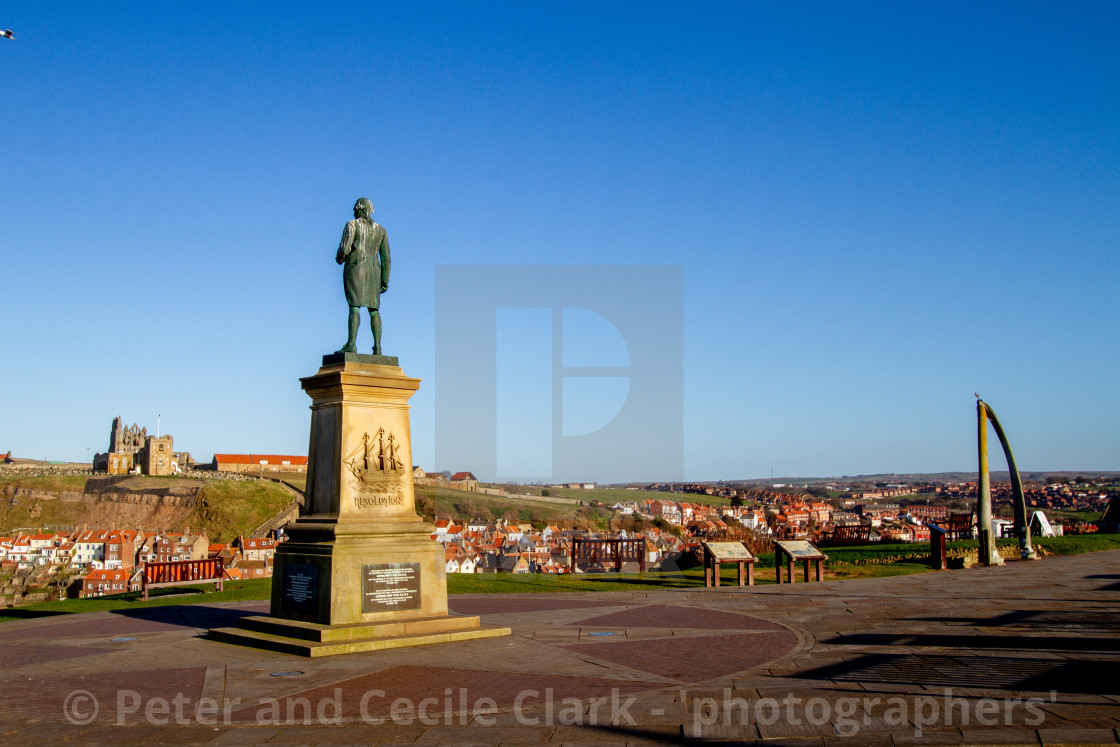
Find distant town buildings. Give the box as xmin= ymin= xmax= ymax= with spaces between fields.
xmin=0 ymin=525 xmax=285 ymax=600
xmin=210 ymin=454 xmax=308 ymax=474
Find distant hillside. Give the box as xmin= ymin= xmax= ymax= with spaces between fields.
xmin=275 ymin=476 xmax=632 ymax=528
xmin=716 ymin=471 xmax=1120 ymax=486
xmin=0 ymin=474 xmax=295 ymax=542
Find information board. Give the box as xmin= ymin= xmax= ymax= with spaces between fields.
xmin=704 ymin=541 xmax=756 ymax=562
xmin=775 ymin=540 xmax=827 ymax=560
xmin=362 ymin=562 xmax=422 ymax=613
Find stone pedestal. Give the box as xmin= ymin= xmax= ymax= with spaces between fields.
xmin=210 ymin=354 xmax=510 ymax=657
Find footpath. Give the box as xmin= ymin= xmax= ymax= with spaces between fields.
xmin=0 ymin=550 xmax=1118 ymax=745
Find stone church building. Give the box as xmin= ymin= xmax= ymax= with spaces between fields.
xmin=92 ymin=416 xmax=181 ymax=475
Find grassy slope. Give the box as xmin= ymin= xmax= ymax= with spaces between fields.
xmin=7 ymin=534 xmax=1119 ymax=623
xmin=0 ymin=475 xmax=92 ymax=532
xmin=272 ymin=481 xmax=714 ymax=524
xmin=194 ymin=480 xmax=294 ymax=541
xmin=417 ymin=485 xmax=614 ymax=528
xmin=275 ymin=475 xmax=307 ymax=493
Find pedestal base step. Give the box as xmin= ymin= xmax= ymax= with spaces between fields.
xmin=209 ymin=615 xmax=511 ymax=657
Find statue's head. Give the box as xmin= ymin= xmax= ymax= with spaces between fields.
xmin=353 ymin=198 xmax=373 ymax=219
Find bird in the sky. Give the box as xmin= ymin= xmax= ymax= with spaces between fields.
xmin=1 ymin=30 xmax=14 ymax=40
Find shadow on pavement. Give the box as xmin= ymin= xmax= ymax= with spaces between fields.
xmin=820 ymin=631 xmax=1120 ymax=651
xmin=108 ymin=603 xmax=263 ymax=631
xmin=797 ymin=653 xmax=1120 ymax=694
xmin=0 ymin=609 xmax=71 ymax=620
xmin=908 ymin=609 xmax=1120 ymax=631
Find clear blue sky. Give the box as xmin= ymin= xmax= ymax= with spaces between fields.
xmin=2 ymin=3 xmax=1117 ymax=481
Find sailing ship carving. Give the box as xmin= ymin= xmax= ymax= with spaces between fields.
xmin=344 ymin=428 xmax=407 ymax=504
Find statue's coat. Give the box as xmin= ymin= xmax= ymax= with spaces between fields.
xmin=337 ymin=218 xmax=390 ymax=309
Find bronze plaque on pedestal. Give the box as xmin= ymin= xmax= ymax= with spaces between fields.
xmin=362 ymin=562 xmax=422 ymax=613
xmin=279 ymin=563 xmax=319 ymax=622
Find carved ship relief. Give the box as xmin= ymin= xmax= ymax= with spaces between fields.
xmin=344 ymin=428 xmax=407 ymax=507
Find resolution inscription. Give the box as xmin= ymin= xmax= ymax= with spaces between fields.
xmin=354 ymin=494 xmax=404 ymax=508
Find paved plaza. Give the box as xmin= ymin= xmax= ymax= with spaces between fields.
xmin=1 ymin=550 xmax=1119 ymax=745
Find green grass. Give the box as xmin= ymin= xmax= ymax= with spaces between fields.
xmin=1030 ymin=533 xmax=1120 ymax=555
xmin=271 ymin=474 xmax=308 ymax=493
xmin=814 ymin=534 xmax=1120 ymax=564
xmin=825 ymin=563 xmax=934 ymax=580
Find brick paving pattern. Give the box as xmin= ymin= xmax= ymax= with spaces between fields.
xmin=2 ymin=666 xmax=208 ymax=724
xmin=0 ymin=642 xmax=115 ymax=667
xmin=572 ymin=603 xmax=788 ymax=630
xmin=565 ymin=631 xmax=798 ymax=681
xmin=228 ymin=664 xmax=661 ymax=723
xmin=447 ymin=596 xmax=623 ymax=615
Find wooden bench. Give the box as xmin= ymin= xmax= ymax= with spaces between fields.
xmin=935 ymin=512 xmax=974 ymax=541
xmin=142 ymin=558 xmax=225 ymax=601
xmin=820 ymin=524 xmax=871 ymax=546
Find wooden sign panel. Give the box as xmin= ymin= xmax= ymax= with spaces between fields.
xmin=775 ymin=540 xmax=827 ymax=560
xmin=704 ymin=541 xmax=756 ymax=562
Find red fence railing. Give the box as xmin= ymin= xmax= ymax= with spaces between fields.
xmin=141 ymin=558 xmax=224 ymax=600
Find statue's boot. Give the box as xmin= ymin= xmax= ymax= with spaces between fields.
xmin=337 ymin=307 xmax=360 ymax=354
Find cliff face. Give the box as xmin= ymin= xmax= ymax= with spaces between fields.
xmin=0 ymin=476 xmax=294 ymax=540
xmin=0 ymin=477 xmax=204 ymax=533
xmin=83 ymin=476 xmax=203 ymax=508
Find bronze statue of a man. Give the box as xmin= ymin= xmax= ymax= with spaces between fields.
xmin=335 ymin=197 xmax=391 ymax=355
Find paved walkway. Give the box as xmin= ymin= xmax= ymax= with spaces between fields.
xmin=2 ymin=551 xmax=1119 ymax=745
